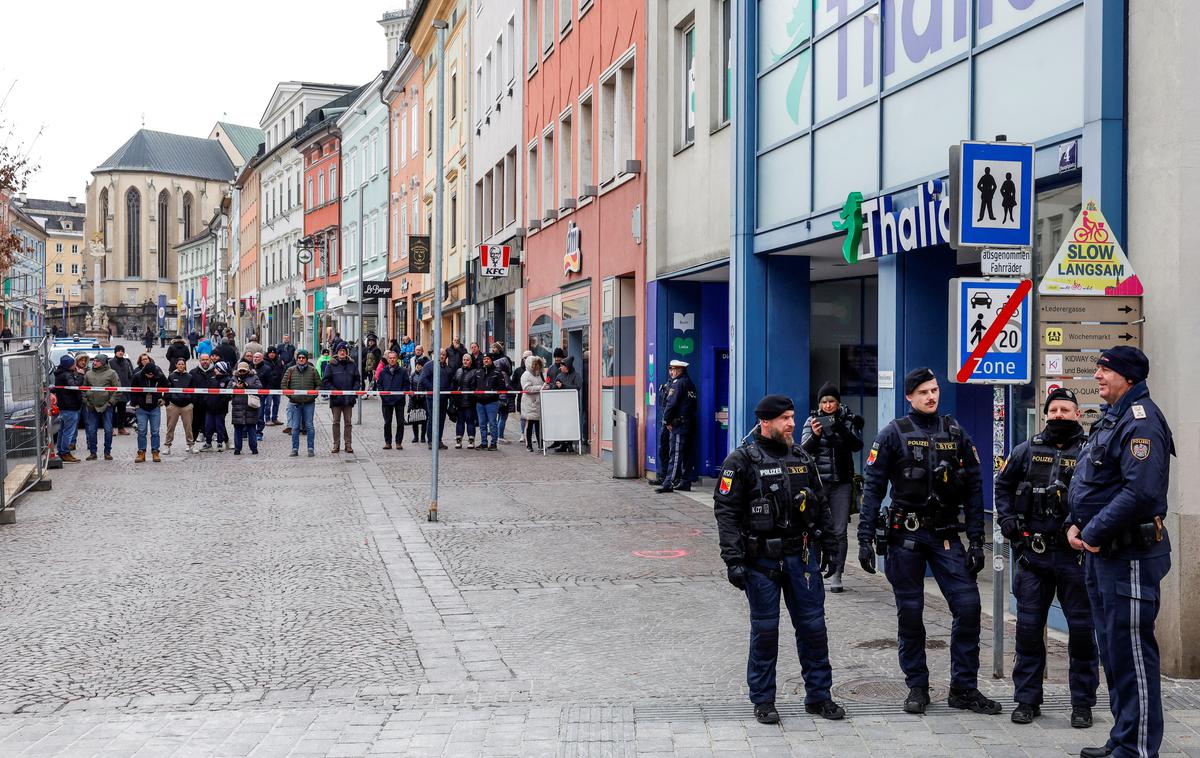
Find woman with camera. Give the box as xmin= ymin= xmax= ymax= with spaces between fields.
xmin=800 ymin=382 xmax=865 ymax=592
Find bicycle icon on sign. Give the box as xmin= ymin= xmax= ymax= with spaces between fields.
xmin=1073 ymin=210 xmax=1110 ymax=243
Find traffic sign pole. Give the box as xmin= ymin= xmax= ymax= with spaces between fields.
xmin=992 ymin=384 xmax=1007 ymax=679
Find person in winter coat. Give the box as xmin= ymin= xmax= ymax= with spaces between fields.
xmin=282 ymin=350 xmax=320 ymax=456
xmin=242 ymin=334 xmax=265 ymax=358
xmin=202 ymin=362 xmax=232 ymax=451
xmin=214 ymin=338 xmax=239 ymax=370
xmin=800 ymin=382 xmax=865 ymax=592
xmin=53 ymin=355 xmax=84 ymax=463
xmin=474 ymin=353 xmax=508 ymax=450
xmin=361 ymin=336 xmax=383 ymax=389
xmin=315 ymin=348 xmax=331 ymax=379
xmin=256 ymin=348 xmax=285 ymax=430
xmin=82 ymin=355 xmax=120 ymax=461
xmin=189 ymin=354 xmax=216 ymax=447
xmin=142 ymin=329 xmax=155 ymax=352
xmin=109 ymin=345 xmax=135 ymax=436
xmin=419 ymin=349 xmax=451 ymax=449
xmin=453 ymin=353 xmax=478 ymax=448
xmin=196 ymin=335 xmax=214 ymax=357
xmin=521 ymin=356 xmax=546 ymax=452
xmin=276 ymin=335 xmax=297 ymax=367
xmin=512 ymin=350 xmax=531 ymax=442
xmin=549 ymin=356 xmax=583 ymax=453
xmin=376 ymin=351 xmax=411 ymax=450
xmin=1 ymin=326 xmax=12 ymax=351
xmin=130 ymin=353 xmax=168 ymax=462
xmin=321 ymin=344 xmax=361 ymax=454
xmin=163 ymin=358 xmax=195 ymax=454
xmin=547 ymin=347 xmax=566 ymax=383
xmin=446 ymin=338 xmax=467 ymax=375
xmin=230 ymin=362 xmax=262 ymax=455
xmin=488 ymin=344 xmax=514 ymax=442
xmin=166 ymin=335 xmax=192 ymax=368
xmin=407 ymin=355 xmax=429 ymax=444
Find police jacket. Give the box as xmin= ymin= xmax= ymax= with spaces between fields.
xmin=376 ymin=363 xmax=412 ymax=407
xmin=713 ymin=433 xmax=834 ymax=567
xmin=800 ymin=408 xmax=865 ymax=484
xmin=858 ymin=410 xmax=985 ymax=544
xmin=1068 ymin=382 xmax=1173 ymax=558
xmin=995 ymin=423 xmax=1085 ymax=546
xmin=661 ymin=372 xmax=698 ymax=429
xmin=321 ymin=357 xmax=361 ymax=408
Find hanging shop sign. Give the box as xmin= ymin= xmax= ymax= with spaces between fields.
xmin=834 ymin=180 xmax=950 ymax=264
xmin=1037 ymin=200 xmax=1142 ymax=296
xmin=480 ymin=245 xmax=511 ymax=277
xmin=362 ymin=281 xmax=393 ymax=301
xmin=408 ymin=235 xmax=431 ymax=274
xmin=564 ymin=221 xmax=582 ymax=274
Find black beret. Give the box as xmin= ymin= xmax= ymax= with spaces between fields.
xmin=903 ymin=367 xmax=937 ymax=396
xmin=754 ymin=394 xmax=795 ymax=421
xmin=1097 ymin=346 xmax=1149 ymax=384
xmin=817 ymin=382 xmax=840 ymax=402
xmin=1043 ymin=387 xmax=1079 ymax=413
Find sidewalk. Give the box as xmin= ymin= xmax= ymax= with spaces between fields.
xmin=0 ymin=395 xmax=1197 ymax=756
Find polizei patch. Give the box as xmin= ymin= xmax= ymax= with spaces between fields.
xmin=1130 ymin=438 xmax=1151 ymax=461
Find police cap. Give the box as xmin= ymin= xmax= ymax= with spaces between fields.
xmin=754 ymin=394 xmax=794 ymax=421
xmin=903 ymin=367 xmax=936 ymax=395
xmin=1043 ymin=387 xmax=1078 ymax=413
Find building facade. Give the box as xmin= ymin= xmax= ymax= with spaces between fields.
xmin=85 ymin=129 xmax=235 ymax=337
xmin=522 ymin=0 xmax=648 ymax=457
xmin=469 ymin=0 xmax=524 ymax=354
xmin=3 ymin=201 xmax=47 ymax=339
xmin=385 ymin=41 xmax=428 ymax=347
xmin=14 ymin=196 xmax=88 ymax=334
xmin=175 ymin=204 xmax=232 ymax=339
xmin=234 ymin=155 xmax=263 ymax=341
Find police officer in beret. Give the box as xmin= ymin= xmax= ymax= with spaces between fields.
xmin=714 ymin=394 xmax=845 ymax=724
xmin=857 ymin=368 xmax=1001 ymax=716
xmin=995 ymin=387 xmax=1097 ymax=728
xmin=1068 ymin=346 xmax=1174 ymax=758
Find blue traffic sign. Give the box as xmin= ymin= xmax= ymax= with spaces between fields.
xmin=949 ymin=277 xmax=1032 ymax=384
xmin=951 ymin=141 xmax=1035 ymax=249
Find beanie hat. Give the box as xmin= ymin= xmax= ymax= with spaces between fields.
xmin=553 ymin=347 xmax=565 ymax=359
xmin=1043 ymin=386 xmax=1079 ymax=414
xmin=1096 ymin=346 xmax=1149 ymax=384
xmin=114 ymin=345 xmax=125 ymax=354
xmin=903 ymin=367 xmax=936 ymax=396
xmin=214 ymin=361 xmax=229 ymax=374
xmin=93 ymin=354 xmax=110 ymax=366
xmin=754 ymin=394 xmax=795 ymax=421
xmin=817 ymin=382 xmax=841 ymax=402
xmin=58 ymin=355 xmax=76 ymax=370
xmin=296 ymin=349 xmax=310 ymax=359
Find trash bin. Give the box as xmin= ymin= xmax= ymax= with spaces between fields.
xmin=612 ymin=408 xmax=638 ymax=479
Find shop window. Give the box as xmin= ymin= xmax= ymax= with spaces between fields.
xmin=680 ymin=24 xmax=696 ymax=147
xmin=759 ymin=0 xmax=811 ymax=71
xmin=578 ymin=92 xmax=594 ymax=193
xmin=757 ymin=49 xmax=811 ymax=148
xmin=558 ymin=112 xmax=573 ymax=206
xmin=542 ymin=127 xmax=555 ymax=214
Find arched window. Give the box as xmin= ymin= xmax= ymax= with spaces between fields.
xmin=98 ymin=188 xmax=109 ymax=247
xmin=157 ymin=190 xmax=170 ymax=278
xmin=182 ymin=192 xmax=194 ymax=239
xmin=126 ymin=188 xmax=141 ymax=278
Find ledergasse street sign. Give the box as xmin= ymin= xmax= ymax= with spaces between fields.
xmin=480 ymin=245 xmax=511 ymax=277
xmin=948 ymin=277 xmax=1032 ymax=384
xmin=1038 ymin=295 xmax=1142 ymax=323
xmin=1038 ymin=200 xmax=1142 ymax=296
xmin=980 ymin=248 xmax=1031 ymax=276
xmin=1040 ymin=322 xmax=1141 ymax=351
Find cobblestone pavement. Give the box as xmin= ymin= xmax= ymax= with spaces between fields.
xmin=2 ymin=363 xmax=1198 ymax=756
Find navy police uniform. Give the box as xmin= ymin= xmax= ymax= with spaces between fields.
xmin=994 ymin=395 xmax=1098 ymax=722
xmin=651 ymin=380 xmax=671 ymax=485
xmin=1069 ymin=347 xmax=1173 ymax=758
xmin=714 ymin=394 xmax=843 ymax=722
xmin=659 ymin=363 xmax=698 ymax=491
xmin=857 ymin=368 xmax=999 ymax=715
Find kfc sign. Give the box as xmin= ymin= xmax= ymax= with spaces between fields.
xmin=480 ymin=245 xmax=511 ymax=277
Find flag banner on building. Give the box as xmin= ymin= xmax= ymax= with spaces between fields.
xmin=408 ymin=235 xmax=431 ymax=273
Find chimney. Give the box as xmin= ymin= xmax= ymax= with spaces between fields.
xmin=68 ymin=196 xmax=77 ymax=207
xmin=17 ymin=192 xmax=26 ymax=203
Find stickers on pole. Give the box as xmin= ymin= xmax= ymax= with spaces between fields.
xmin=1038 ymin=200 xmax=1142 ymax=296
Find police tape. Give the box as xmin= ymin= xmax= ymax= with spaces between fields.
xmin=48 ymin=385 xmax=530 ymax=397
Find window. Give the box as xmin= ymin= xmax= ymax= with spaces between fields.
xmin=476 ymin=65 xmax=485 ymax=119
xmin=318 ymin=171 xmax=325 ymax=205
xmin=287 ymin=176 xmax=293 ymax=209
xmin=475 ymin=180 xmax=486 ymax=243
xmin=54 ymin=263 xmax=63 ymax=274
xmin=99 ymin=188 xmax=108 ymax=248
xmin=506 ymin=16 xmax=516 ymax=82
xmin=54 ymin=285 xmax=63 ymax=295
xmin=560 ymin=0 xmax=572 ymax=31
xmin=505 ymin=148 xmax=517 ymax=224
xmin=71 ymin=263 xmax=79 ymax=275
xmin=55 ymin=243 xmax=63 ymax=253
xmin=157 ymin=189 xmax=170 ymax=277
xmin=396 ymin=207 xmax=403 ymax=260
xmin=427 ymin=108 xmax=434 ymax=153
xmin=71 ymin=244 xmax=78 ymax=254
xmin=412 ymin=197 xmax=419 ymax=235
xmin=125 ymin=187 xmax=141 ymax=278
xmin=371 ymin=131 xmax=380 ymax=175
xmin=496 ymin=34 xmax=505 ymax=96
xmin=330 ymin=235 xmax=339 ymax=272
xmin=542 ymin=128 xmax=555 ymax=213
xmin=410 ymin=103 xmax=419 ymax=156
xmin=483 ymin=171 xmax=494 ymax=237
xmin=719 ymin=0 xmax=733 ymax=125
xmin=528 ymin=0 xmax=540 ymax=70
xmin=527 ymin=143 xmax=538 ymax=220
xmin=578 ymin=92 xmax=594 ymax=192
xmin=392 ymin=116 xmax=399 ymax=172
xmin=543 ymin=0 xmax=555 ymax=52
xmin=495 ymin=158 xmax=506 ymax=230
xmin=449 ymin=193 xmax=458 ymax=248
xmin=348 ymin=150 xmax=357 ymax=190
xmin=330 ymin=165 xmax=337 ymax=199
xmin=400 ymin=110 xmax=408 ymax=167
xmin=599 ymin=76 xmax=616 ymax=180
xmin=182 ymin=192 xmax=194 ymax=238
xmin=307 ymin=177 xmax=314 ymax=208
xmin=681 ymin=24 xmax=696 ymax=146
xmin=617 ymin=57 xmax=635 ymax=169
xmin=559 ymin=111 xmax=573 ymax=205
xmin=450 ymin=70 xmax=458 ymax=122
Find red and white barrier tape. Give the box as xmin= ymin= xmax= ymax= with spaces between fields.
xmin=48 ymin=385 xmax=530 ymax=397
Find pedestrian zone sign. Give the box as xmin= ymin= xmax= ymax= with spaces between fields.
xmin=948 ymin=277 xmax=1032 ymax=384
xmin=480 ymin=245 xmax=511 ymax=277
xmin=1038 ymin=200 xmax=1142 ymax=296
xmin=949 ymin=140 xmax=1035 ymax=249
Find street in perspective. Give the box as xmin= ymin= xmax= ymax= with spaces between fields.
xmin=0 ymin=0 xmax=1197 ymax=756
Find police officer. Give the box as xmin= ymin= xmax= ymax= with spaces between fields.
xmin=857 ymin=368 xmax=1001 ymax=716
xmin=714 ymin=394 xmax=845 ymax=724
xmin=649 ymin=377 xmax=672 ymax=487
xmin=995 ymin=387 xmax=1097 ymax=728
xmin=1068 ymin=347 xmax=1173 ymax=758
xmin=656 ymin=359 xmax=698 ymax=493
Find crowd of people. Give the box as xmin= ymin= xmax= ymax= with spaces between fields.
xmin=50 ymin=329 xmax=587 ymax=462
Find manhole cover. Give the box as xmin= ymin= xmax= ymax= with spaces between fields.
xmin=830 ymin=677 xmax=948 ymax=704
xmin=852 ymin=638 xmax=947 ymax=650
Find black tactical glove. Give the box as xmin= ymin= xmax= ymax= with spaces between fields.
xmin=858 ymin=541 xmax=876 ymax=574
xmin=967 ymin=538 xmax=986 ymax=577
xmin=819 ymin=540 xmax=838 ymax=578
xmin=999 ymin=518 xmax=1023 ymax=542
xmin=726 ymin=563 xmax=748 ymax=590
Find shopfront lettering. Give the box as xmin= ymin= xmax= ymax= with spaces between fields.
xmin=847 ymin=180 xmax=951 ymax=261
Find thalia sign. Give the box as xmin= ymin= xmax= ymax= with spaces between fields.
xmin=835 ymin=180 xmax=951 ymax=263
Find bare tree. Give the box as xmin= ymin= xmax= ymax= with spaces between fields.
xmin=0 ymin=142 xmax=36 ymax=270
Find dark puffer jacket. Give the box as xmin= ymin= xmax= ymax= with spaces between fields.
xmin=799 ymin=407 xmax=865 ymax=484
xmin=376 ymin=362 xmax=412 ymax=407
xmin=53 ymin=361 xmax=85 ymax=412
xmin=229 ymin=371 xmax=262 ymax=426
xmin=321 ymin=357 xmax=361 ymax=407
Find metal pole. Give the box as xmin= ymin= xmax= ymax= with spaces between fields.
xmin=357 ymin=179 xmax=366 ymax=425
xmin=430 ymin=18 xmax=448 ymax=523
xmin=992 ymin=384 xmax=1007 ymax=678
xmin=34 ymin=336 xmax=44 ymax=479
xmin=322 ymin=236 xmax=329 ymax=352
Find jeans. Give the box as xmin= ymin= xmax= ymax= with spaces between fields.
xmin=497 ymin=404 xmax=509 ymax=438
xmin=257 ymin=394 xmax=280 ymax=430
xmin=476 ymin=401 xmax=500 ymax=446
xmin=424 ymin=400 xmax=448 ymax=445
xmin=289 ymin=402 xmax=316 ymax=450
xmin=233 ymin=423 xmax=259 ymax=453
xmin=382 ymin=403 xmax=403 ymax=445
xmin=204 ymin=412 xmax=228 ymax=445
xmin=135 ymin=406 xmax=161 ymax=452
xmin=455 ymin=404 xmax=477 ymax=440
xmin=84 ymin=406 xmax=114 ymax=455
xmin=57 ymin=409 xmax=79 ymax=455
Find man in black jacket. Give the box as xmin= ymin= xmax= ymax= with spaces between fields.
xmin=472 ymin=353 xmax=506 ymax=450
xmin=109 ymin=345 xmax=135 ymax=436
xmin=549 ymin=355 xmax=583 ymax=453
xmin=800 ymin=382 xmax=865 ymax=592
xmin=164 ymin=358 xmax=196 ymax=455
xmin=130 ymin=355 xmax=168 ymax=462
xmin=256 ymin=347 xmax=285 ymax=432
xmin=189 ymin=354 xmax=216 ymax=449
xmin=321 ymin=344 xmax=361 ymax=454
xmin=166 ymin=335 xmax=192 ymax=367
xmin=214 ymin=336 xmax=238 ymax=370
xmin=53 ymin=355 xmax=84 ymax=463
xmin=657 ymin=360 xmax=698 ymax=492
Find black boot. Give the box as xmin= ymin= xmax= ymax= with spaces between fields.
xmin=948 ymin=688 xmax=1002 ymax=715
xmin=1010 ymin=703 xmax=1039 ymax=724
xmin=903 ymin=686 xmax=930 ymax=714
xmin=753 ymin=702 xmax=780 ymax=724
xmin=1071 ymin=705 xmax=1094 ymax=729
xmin=804 ymin=700 xmax=846 ymax=720
xmin=1079 ymin=745 xmax=1114 ymax=758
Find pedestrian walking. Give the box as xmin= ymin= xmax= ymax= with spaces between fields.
xmin=282 ymin=349 xmax=319 ymax=456
xmin=453 ymin=353 xmax=478 ymax=448
xmin=520 ymin=356 xmax=546 ymax=452
xmin=800 ymin=382 xmax=865 ymax=592
xmin=82 ymin=355 xmax=120 ymax=461
xmin=1 ymin=326 xmax=12 ymax=351
xmin=163 ymin=357 xmax=196 ymax=455
xmin=857 ymin=367 xmax=1001 ymax=716
xmin=713 ymin=393 xmax=845 ymax=724
xmin=322 ymin=344 xmax=361 ymax=454
xmin=130 ymin=353 xmax=167 ymax=462
xmin=377 ymin=351 xmax=410 ymax=450
xmin=110 ymin=345 xmax=135 ymax=436
xmin=656 ymin=360 xmax=698 ymax=492
xmin=52 ymin=355 xmax=84 ymax=463
xmin=1067 ymin=347 xmax=1173 ymax=758
xmin=230 ymin=362 xmax=262 ymax=455
xmin=996 ymin=387 xmax=1097 ymax=728
xmin=142 ymin=328 xmax=155 ymax=352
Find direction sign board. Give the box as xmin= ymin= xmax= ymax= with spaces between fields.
xmin=980 ymin=248 xmax=1031 ymax=276
xmin=1040 ymin=322 xmax=1141 ymax=351
xmin=480 ymin=244 xmax=511 ymax=277
xmin=1038 ymin=296 xmax=1142 ymax=323
xmin=948 ymin=277 xmax=1032 ymax=384
xmin=949 ymin=140 xmax=1036 ymax=249
xmin=1043 ymin=351 xmax=1103 ymax=377
xmin=1042 ymin=377 xmax=1103 ymax=406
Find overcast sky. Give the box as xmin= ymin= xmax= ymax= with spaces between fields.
xmin=3 ymin=1 xmax=400 ymax=203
